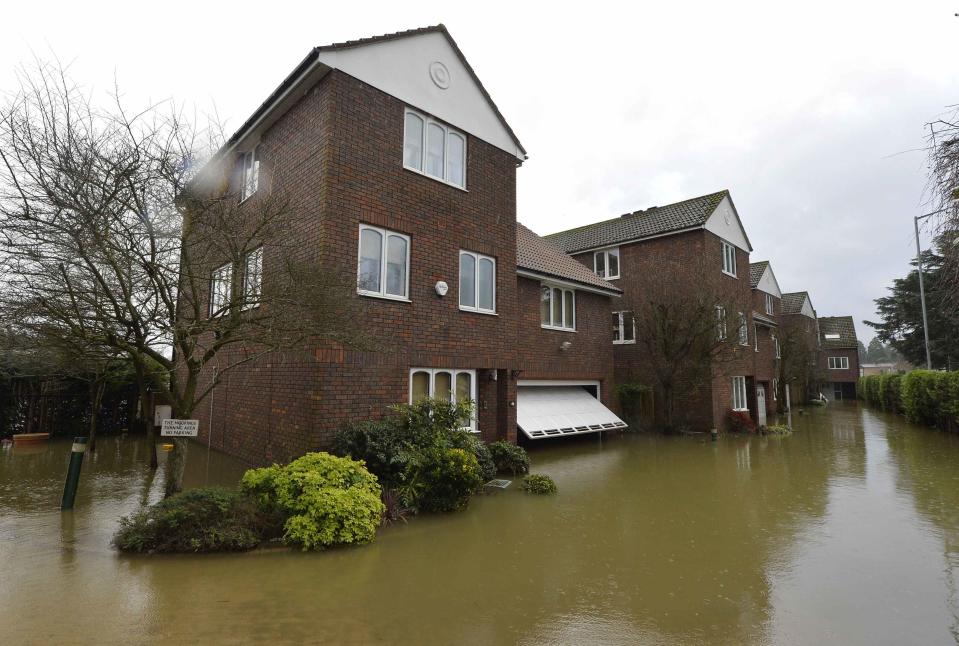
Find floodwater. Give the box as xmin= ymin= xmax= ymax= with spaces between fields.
xmin=2 ymin=405 xmax=959 ymax=645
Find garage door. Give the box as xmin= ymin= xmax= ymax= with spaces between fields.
xmin=517 ymin=386 xmax=627 ymax=439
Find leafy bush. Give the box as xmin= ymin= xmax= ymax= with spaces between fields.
xmin=331 ymin=417 xmax=414 ymax=489
xmin=488 ymin=440 xmax=530 ymax=475
xmin=878 ymin=373 xmax=902 ymax=412
xmin=241 ymin=452 xmax=384 ymax=550
xmin=113 ymin=487 xmax=281 ymax=553
xmin=763 ymin=424 xmax=792 ymax=436
xmin=415 ymin=447 xmax=482 ymax=512
xmin=726 ymin=410 xmax=756 ymax=433
xmin=522 ymin=473 xmax=557 ymax=494
xmin=448 ymin=431 xmax=496 ymax=482
xmin=807 ymin=399 xmax=826 ymax=407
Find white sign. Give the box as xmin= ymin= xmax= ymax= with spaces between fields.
xmin=161 ymin=419 xmax=199 ymax=437
xmin=154 ymin=405 xmax=172 ymax=427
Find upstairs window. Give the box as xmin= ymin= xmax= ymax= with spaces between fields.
xmin=210 ymin=262 xmax=233 ymax=317
xmin=409 ymin=368 xmax=477 ymax=431
xmin=764 ymin=293 xmax=774 ymax=315
xmin=403 ymin=109 xmax=466 ymax=189
xmin=738 ymin=312 xmax=749 ymax=346
xmin=716 ymin=306 xmax=727 ymax=340
xmin=358 ymin=225 xmax=410 ymax=300
xmin=828 ymin=356 xmax=849 ymax=370
xmin=613 ymin=311 xmax=635 ymax=344
xmin=721 ymin=240 xmax=737 ymax=277
xmin=241 ymin=146 xmax=260 ymax=201
xmin=593 ymin=248 xmax=620 ymax=279
xmin=541 ymin=284 xmax=575 ymax=331
xmin=774 ymin=335 xmax=781 ymax=359
xmin=243 ymin=247 xmax=263 ymax=309
xmin=754 ymin=324 xmax=759 ymax=352
xmin=459 ymin=251 xmax=496 ymax=313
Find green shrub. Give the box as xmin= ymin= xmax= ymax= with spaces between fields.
xmin=522 ymin=473 xmax=557 ymax=494
xmin=241 ymin=452 xmax=384 ymax=550
xmin=902 ymin=370 xmax=942 ymax=426
xmin=488 ymin=440 xmax=530 ymax=475
xmin=415 ymin=447 xmax=482 ymax=512
xmin=331 ymin=417 xmax=415 ymax=489
xmin=764 ymin=424 xmax=792 ymax=436
xmin=113 ymin=487 xmax=281 ymax=553
xmin=448 ymin=431 xmax=496 ymax=482
xmin=877 ymin=373 xmax=902 ymax=412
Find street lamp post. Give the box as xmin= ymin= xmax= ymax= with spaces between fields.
xmin=914 ymin=210 xmax=946 ymax=370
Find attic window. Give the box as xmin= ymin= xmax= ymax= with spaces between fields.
xmin=404 ymin=108 xmax=466 ymax=189
xmin=824 ymin=334 xmax=841 ymax=340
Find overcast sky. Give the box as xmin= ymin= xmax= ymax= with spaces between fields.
xmin=4 ymin=1 xmax=956 ymax=343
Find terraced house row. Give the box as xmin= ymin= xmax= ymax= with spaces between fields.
xmin=186 ymin=25 xmax=858 ymax=464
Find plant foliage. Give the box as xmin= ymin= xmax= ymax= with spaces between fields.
xmin=488 ymin=440 xmax=530 ymax=475
xmin=522 ymin=473 xmax=557 ymax=494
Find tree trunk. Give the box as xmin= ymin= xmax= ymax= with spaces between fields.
xmin=164 ymin=438 xmax=188 ymax=497
xmin=88 ymin=378 xmax=106 ymax=453
xmin=133 ymin=362 xmax=158 ymax=469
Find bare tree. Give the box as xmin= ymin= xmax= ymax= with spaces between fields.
xmin=0 ymin=61 xmax=364 ymax=495
xmin=926 ymin=111 xmax=959 ymax=311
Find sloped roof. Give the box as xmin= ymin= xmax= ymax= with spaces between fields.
xmin=544 ymin=190 xmax=729 ymax=254
xmin=781 ymin=292 xmax=810 ymax=315
xmin=819 ymin=316 xmax=858 ymax=348
xmin=749 ymin=261 xmax=769 ymax=288
xmin=516 ymin=223 xmax=621 ymax=294
xmin=223 ymin=24 xmax=525 ymax=159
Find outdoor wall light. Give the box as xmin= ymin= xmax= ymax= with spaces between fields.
xmin=434 ymin=281 xmax=448 ymax=297
xmin=560 ymin=341 xmax=572 ymax=351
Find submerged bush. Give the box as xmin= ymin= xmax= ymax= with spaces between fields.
xmin=522 ymin=473 xmax=557 ymax=494
xmin=241 ymin=452 xmax=384 ymax=550
xmin=764 ymin=424 xmax=793 ymax=436
xmin=416 ymin=447 xmax=482 ymax=512
xmin=113 ymin=487 xmax=281 ymax=553
xmin=807 ymin=399 xmax=826 ymax=407
xmin=488 ymin=440 xmax=530 ymax=475
xmin=726 ymin=410 xmax=756 ymax=433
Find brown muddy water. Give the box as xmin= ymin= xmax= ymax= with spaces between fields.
xmin=2 ymin=404 xmax=959 ymax=645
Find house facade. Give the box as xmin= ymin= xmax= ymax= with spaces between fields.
xmin=545 ymin=191 xmax=761 ymax=432
xmin=778 ymin=291 xmax=822 ymax=407
xmin=748 ymin=261 xmax=782 ymax=423
xmin=187 ymin=26 xmax=626 ymax=465
xmin=818 ymin=316 xmax=860 ymax=400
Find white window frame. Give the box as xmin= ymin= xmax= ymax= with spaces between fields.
xmin=240 ymin=146 xmax=260 ymax=202
xmin=209 ymin=262 xmax=233 ymax=318
xmin=613 ymin=311 xmax=636 ymax=344
xmin=408 ymin=368 xmax=478 ymax=432
xmin=754 ymin=324 xmax=760 ymax=352
xmin=242 ymin=246 xmax=263 ymax=310
xmin=540 ymin=283 xmax=576 ymax=331
xmin=403 ymin=108 xmax=467 ymax=189
xmin=357 ymin=224 xmax=411 ymax=301
xmin=458 ymin=250 xmax=496 ymax=314
xmin=772 ymin=378 xmax=779 ymax=401
xmin=738 ymin=312 xmax=749 ymax=346
xmin=731 ymin=376 xmax=748 ymax=411
xmin=593 ymin=247 xmax=621 ymax=280
xmin=765 ymin=293 xmax=774 ymax=315
xmin=828 ymin=356 xmax=849 ymax=370
xmin=774 ymin=335 xmax=781 ymax=359
xmin=716 ymin=305 xmax=727 ymax=341
xmin=721 ymin=240 xmax=737 ymax=277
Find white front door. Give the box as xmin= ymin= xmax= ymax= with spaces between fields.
xmin=756 ymin=386 xmax=767 ymax=427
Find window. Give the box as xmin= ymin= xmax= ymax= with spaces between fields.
xmin=738 ymin=312 xmax=749 ymax=346
xmin=765 ymin=293 xmax=774 ymax=315
xmin=210 ymin=262 xmax=232 ymax=317
xmin=754 ymin=324 xmax=760 ymax=352
xmin=772 ymin=378 xmax=779 ymax=401
xmin=541 ymin=284 xmax=575 ymax=330
xmin=721 ymin=240 xmax=737 ymax=277
xmin=459 ymin=251 xmax=495 ymax=313
xmin=243 ymin=247 xmax=263 ymax=309
xmin=240 ymin=147 xmax=260 ymax=201
xmin=357 ymin=225 xmax=410 ymax=300
xmin=409 ymin=368 xmax=477 ymax=431
xmin=824 ymin=333 xmax=840 ymax=340
xmin=731 ymin=376 xmax=748 ymax=411
xmin=716 ymin=306 xmax=727 ymax=340
xmin=403 ymin=108 xmax=466 ymax=188
xmin=828 ymin=356 xmax=849 ymax=370
xmin=593 ymin=248 xmax=620 ymax=279
xmin=613 ymin=311 xmax=635 ymax=344
xmin=773 ymin=335 xmax=781 ymax=359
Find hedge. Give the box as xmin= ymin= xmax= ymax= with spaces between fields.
xmin=860 ymin=370 xmax=959 ymax=432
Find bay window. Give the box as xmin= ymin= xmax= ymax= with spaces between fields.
xmin=541 ymin=284 xmax=575 ymax=330
xmin=357 ymin=225 xmax=410 ymax=300
xmin=459 ymin=251 xmax=496 ymax=313
xmin=403 ymin=108 xmax=466 ymax=189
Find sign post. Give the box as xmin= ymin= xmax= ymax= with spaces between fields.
xmin=160 ymin=419 xmax=200 ymax=438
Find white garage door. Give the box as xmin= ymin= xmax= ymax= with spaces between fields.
xmin=517 ymin=386 xmax=627 ymax=439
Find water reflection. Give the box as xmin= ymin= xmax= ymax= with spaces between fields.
xmin=1 ymin=409 xmax=958 ymax=644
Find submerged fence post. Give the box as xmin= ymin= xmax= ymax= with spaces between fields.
xmin=60 ymin=436 xmax=88 ymax=510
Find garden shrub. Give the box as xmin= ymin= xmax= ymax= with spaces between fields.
xmin=807 ymin=399 xmax=826 ymax=407
xmin=901 ymin=370 xmax=944 ymax=427
xmin=331 ymin=417 xmax=414 ymax=489
xmin=488 ymin=440 xmax=530 ymax=475
xmin=241 ymin=452 xmax=384 ymax=550
xmin=448 ymin=431 xmax=496 ymax=482
xmin=415 ymin=446 xmax=482 ymax=512
xmin=764 ymin=424 xmax=792 ymax=436
xmin=877 ymin=374 xmax=902 ymax=412
xmin=726 ymin=410 xmax=756 ymax=433
xmin=113 ymin=487 xmax=281 ymax=553
xmin=522 ymin=473 xmax=557 ymax=494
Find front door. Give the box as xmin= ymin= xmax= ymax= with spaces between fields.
xmin=756 ymin=386 xmax=767 ymax=426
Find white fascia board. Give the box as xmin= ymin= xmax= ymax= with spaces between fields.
xmin=756 ymin=265 xmax=783 ymax=298
xmin=516 ymin=269 xmax=621 ymax=297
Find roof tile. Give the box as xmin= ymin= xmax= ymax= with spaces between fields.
xmin=819 ymin=316 xmax=859 ymax=348
xmin=516 ymin=223 xmax=620 ymax=293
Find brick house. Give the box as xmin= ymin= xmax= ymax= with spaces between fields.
xmin=186 ymin=26 xmax=626 ymax=465
xmin=545 ymin=190 xmax=761 ymax=432
xmin=748 ymin=261 xmax=783 ymax=423
xmin=778 ymin=291 xmax=822 ymax=406
xmin=818 ymin=316 xmax=860 ymax=401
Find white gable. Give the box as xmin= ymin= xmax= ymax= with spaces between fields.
xmin=756 ymin=265 xmax=782 ymax=298
xmin=704 ymin=196 xmax=751 ymax=252
xmin=317 ymin=31 xmax=524 ymax=160
xmin=800 ymin=296 xmax=816 ymax=319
